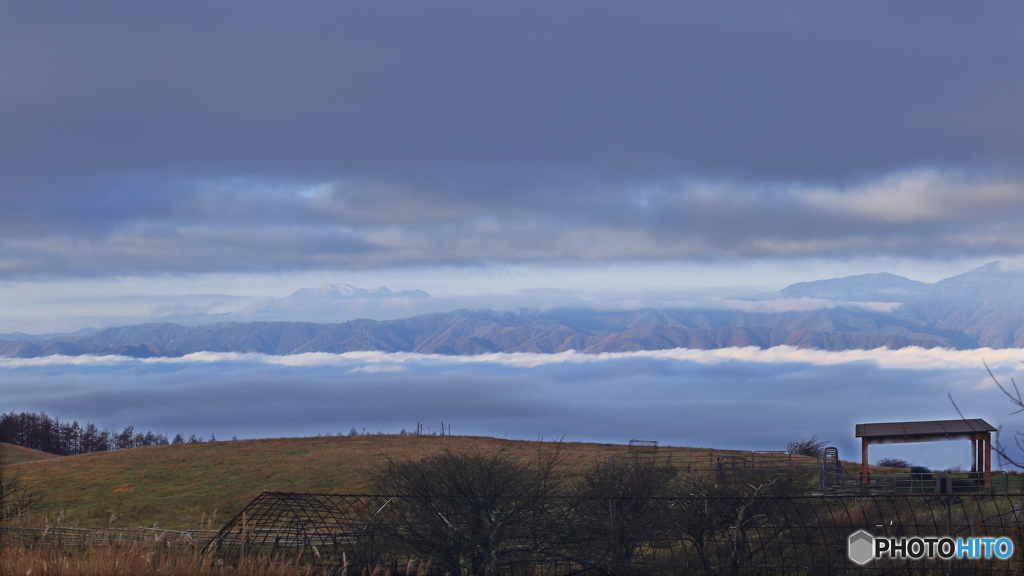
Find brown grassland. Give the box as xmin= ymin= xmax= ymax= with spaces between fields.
xmin=1 ymin=442 xmax=62 ymax=465
xmin=1 ymin=435 xmax=797 ymax=530
xmin=2 ymin=436 xmax=876 ymax=531
xmin=0 ymin=436 xmax=889 ymax=575
xmin=0 ymin=544 xmax=343 ymax=576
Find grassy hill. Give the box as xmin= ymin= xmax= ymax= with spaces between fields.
xmin=0 ymin=442 xmax=62 ymax=465
xmin=1 ymin=435 xmax=650 ymax=530
xmin=2 ymin=435 xmax=862 ymax=531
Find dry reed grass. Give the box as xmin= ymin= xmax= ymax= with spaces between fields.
xmin=0 ymin=539 xmax=433 ymax=576
xmin=0 ymin=543 xmax=318 ymax=576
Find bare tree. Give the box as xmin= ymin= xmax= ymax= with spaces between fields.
xmin=371 ymin=443 xmax=565 ymax=576
xmin=979 ymin=361 xmax=1024 ymax=468
xmin=785 ymin=435 xmax=828 ymax=459
xmin=555 ymin=457 xmax=677 ymax=575
xmin=662 ymin=472 xmax=748 ymax=572
xmin=555 ymin=455 xmax=811 ymax=575
xmin=946 ymin=362 xmax=1024 ymax=468
xmin=0 ymin=469 xmax=45 ymax=524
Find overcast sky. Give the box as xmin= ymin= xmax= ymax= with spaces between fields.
xmin=2 ymin=2 xmax=1023 ymax=303
xmin=4 ymin=3 xmax=1024 ymax=454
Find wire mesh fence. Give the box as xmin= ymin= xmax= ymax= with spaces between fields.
xmin=832 ymin=471 xmax=1024 ymax=495
xmin=610 ymin=449 xmax=1024 ymax=496
xmin=205 ymin=492 xmax=1024 ymax=575
xmin=608 ymin=449 xmax=822 ymax=476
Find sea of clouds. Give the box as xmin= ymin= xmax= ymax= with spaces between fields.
xmin=5 ymin=346 xmax=1024 ymax=469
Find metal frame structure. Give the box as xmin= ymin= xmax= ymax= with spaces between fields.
xmin=204 ymin=492 xmax=393 ymax=567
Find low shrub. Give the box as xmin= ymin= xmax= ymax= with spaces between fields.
xmin=785 ymin=435 xmax=828 ymax=459
xmin=876 ymin=457 xmax=911 ymax=469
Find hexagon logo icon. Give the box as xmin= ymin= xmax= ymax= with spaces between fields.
xmin=848 ymin=530 xmax=875 ymax=565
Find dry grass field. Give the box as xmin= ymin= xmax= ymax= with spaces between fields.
xmin=0 ymin=544 xmax=341 ymax=576
xmin=0 ymin=436 xmax=896 ymax=576
xmin=0 ymin=435 xmax=712 ymax=530
xmin=0 ymin=442 xmax=61 ymax=465
xmin=2 ymin=435 xmax=872 ymax=531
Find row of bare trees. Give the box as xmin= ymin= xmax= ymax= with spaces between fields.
xmin=366 ymin=445 xmax=809 ymax=576
xmin=0 ymin=411 xmax=170 ymax=456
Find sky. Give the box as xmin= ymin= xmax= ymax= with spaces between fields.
xmin=3 ymin=2 xmax=1024 ymax=466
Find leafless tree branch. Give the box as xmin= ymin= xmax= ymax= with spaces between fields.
xmin=982 ymin=361 xmax=1024 ymax=468
xmin=985 ymin=360 xmax=1024 ymax=414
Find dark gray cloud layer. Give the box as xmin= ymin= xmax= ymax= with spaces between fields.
xmin=2 ymin=2 xmax=1023 ymax=276
xmin=5 ymin=2 xmax=1022 ymax=184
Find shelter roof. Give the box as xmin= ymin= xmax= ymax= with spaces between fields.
xmin=856 ymin=419 xmax=995 ymax=440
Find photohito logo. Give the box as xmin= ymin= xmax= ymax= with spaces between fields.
xmin=848 ymin=529 xmax=1014 ymax=564
xmin=848 ymin=530 xmax=874 ymax=565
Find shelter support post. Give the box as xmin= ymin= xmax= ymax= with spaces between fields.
xmin=971 ymin=435 xmax=978 ymax=472
xmin=861 ymin=437 xmax=869 ymax=485
xmin=985 ymin=432 xmax=992 ymax=488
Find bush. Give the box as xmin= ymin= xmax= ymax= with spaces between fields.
xmin=0 ymin=470 xmax=45 ymax=521
xmin=907 ymin=466 xmax=934 ymax=489
xmin=372 ymin=445 xmax=565 ymax=576
xmin=876 ymin=457 xmax=911 ymax=469
xmin=561 ymin=458 xmax=678 ymax=574
xmin=785 ymin=435 xmax=828 ymax=459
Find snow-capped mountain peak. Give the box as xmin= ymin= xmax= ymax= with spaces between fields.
xmin=288 ymin=283 xmax=427 ymax=299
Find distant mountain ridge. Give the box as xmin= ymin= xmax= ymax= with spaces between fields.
xmin=0 ymin=327 xmax=101 ymax=343
xmin=5 ymin=262 xmax=1024 ymax=358
xmin=288 ymin=283 xmax=429 ymax=299
xmin=781 ymin=272 xmax=930 ymax=302
xmin=781 ymin=261 xmax=1024 ymax=348
xmin=0 ymin=307 xmax=968 ymax=358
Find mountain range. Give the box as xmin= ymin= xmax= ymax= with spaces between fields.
xmin=3 ymin=262 xmax=1024 ymax=358
xmin=287 ymin=283 xmax=430 ymax=299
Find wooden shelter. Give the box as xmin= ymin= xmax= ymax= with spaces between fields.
xmin=855 ymin=419 xmax=996 ymax=486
